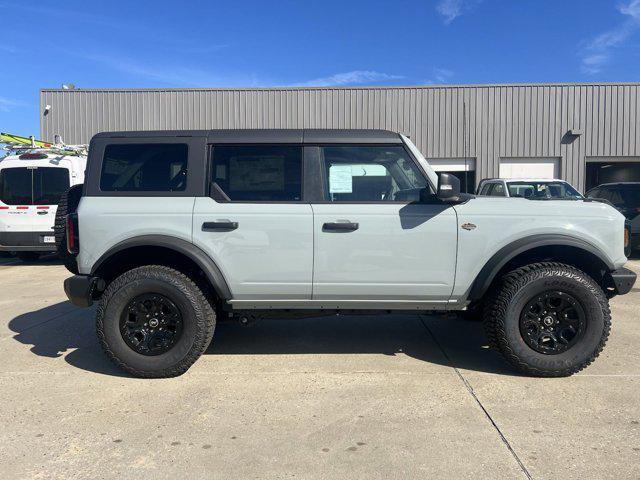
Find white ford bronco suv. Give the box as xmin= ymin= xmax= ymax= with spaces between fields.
xmin=61 ymin=129 xmax=636 ymax=378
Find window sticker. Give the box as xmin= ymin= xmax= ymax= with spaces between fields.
xmin=329 ymin=165 xmax=353 ymax=193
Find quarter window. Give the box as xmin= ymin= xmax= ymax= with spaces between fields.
xmin=100 ymin=144 xmax=188 ymax=192
xmin=320 ymin=146 xmax=427 ymax=202
xmin=211 ymin=145 xmax=303 ymax=201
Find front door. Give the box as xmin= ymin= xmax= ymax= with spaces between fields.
xmin=192 ymin=144 xmax=313 ymax=301
xmin=311 ymin=145 xmax=458 ymax=303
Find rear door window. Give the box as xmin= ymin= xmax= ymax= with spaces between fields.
xmin=211 ymin=145 xmax=303 ymax=201
xmin=487 ymin=183 xmax=506 ymax=196
xmin=0 ymin=167 xmax=70 ymax=205
xmin=478 ymin=183 xmax=492 ymax=195
xmin=34 ymin=168 xmax=71 ymax=205
xmin=100 ymin=144 xmax=188 ymax=192
xmin=0 ymin=168 xmax=32 ymax=205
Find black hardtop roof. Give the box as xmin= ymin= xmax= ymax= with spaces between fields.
xmin=92 ymin=129 xmax=403 ymax=144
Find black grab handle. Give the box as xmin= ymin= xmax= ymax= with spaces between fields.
xmin=322 ymin=222 xmax=359 ymax=232
xmin=202 ymin=221 xmax=238 ymax=232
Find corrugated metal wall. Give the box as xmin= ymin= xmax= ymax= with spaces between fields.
xmin=40 ymin=84 xmax=640 ymax=190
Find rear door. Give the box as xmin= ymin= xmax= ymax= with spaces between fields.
xmin=310 ymin=145 xmax=458 ymax=304
xmin=192 ymin=144 xmax=313 ymax=301
xmin=0 ymin=166 xmax=69 ymax=237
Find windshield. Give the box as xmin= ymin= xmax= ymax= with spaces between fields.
xmin=0 ymin=167 xmax=70 ymax=205
xmin=506 ymin=181 xmax=583 ymax=200
xmin=617 ymin=185 xmax=640 ymax=206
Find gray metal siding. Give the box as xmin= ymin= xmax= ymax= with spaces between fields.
xmin=41 ymin=84 xmax=640 ymax=190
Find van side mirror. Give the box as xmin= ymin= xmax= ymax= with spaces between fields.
xmin=437 ymin=173 xmax=461 ymax=201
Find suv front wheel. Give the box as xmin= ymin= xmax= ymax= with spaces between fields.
xmin=96 ymin=265 xmax=216 ymax=378
xmin=483 ymin=262 xmax=611 ymax=377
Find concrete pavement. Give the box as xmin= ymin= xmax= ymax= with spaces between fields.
xmin=0 ymin=256 xmax=639 ymax=479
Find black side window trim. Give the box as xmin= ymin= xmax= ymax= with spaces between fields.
xmin=208 ymin=143 xmax=305 ymax=204
xmin=84 ymin=137 xmax=207 ymax=197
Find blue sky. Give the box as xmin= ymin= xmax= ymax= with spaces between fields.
xmin=0 ymin=0 xmax=639 ymax=141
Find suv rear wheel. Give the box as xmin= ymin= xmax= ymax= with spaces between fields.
xmin=96 ymin=265 xmax=216 ymax=378
xmin=483 ymin=262 xmax=610 ymax=377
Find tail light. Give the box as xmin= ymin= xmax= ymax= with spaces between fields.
xmin=66 ymin=213 xmax=79 ymax=255
xmin=624 ymin=227 xmax=630 ymax=249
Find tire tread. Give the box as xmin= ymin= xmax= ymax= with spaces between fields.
xmin=96 ymin=265 xmax=215 ymax=378
xmin=483 ymin=262 xmax=611 ymax=377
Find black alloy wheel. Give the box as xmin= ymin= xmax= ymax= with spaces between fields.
xmin=519 ymin=290 xmax=586 ymax=355
xmin=120 ymin=293 xmax=184 ymax=356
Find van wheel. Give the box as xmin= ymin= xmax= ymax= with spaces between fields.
xmin=54 ymin=184 xmax=83 ymax=274
xmin=483 ymin=262 xmax=610 ymax=377
xmin=96 ymin=265 xmax=216 ymax=378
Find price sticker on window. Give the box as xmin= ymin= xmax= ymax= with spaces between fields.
xmin=329 ymin=165 xmax=353 ymax=193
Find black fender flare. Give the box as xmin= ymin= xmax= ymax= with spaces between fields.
xmin=467 ymin=234 xmax=615 ymax=301
xmin=91 ymin=235 xmax=232 ymax=300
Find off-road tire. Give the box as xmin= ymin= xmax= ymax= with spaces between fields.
xmin=483 ymin=262 xmax=611 ymax=377
xmin=54 ymin=184 xmax=83 ymax=274
xmin=96 ymin=265 xmax=216 ymax=378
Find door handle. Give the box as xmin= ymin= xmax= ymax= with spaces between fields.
xmin=322 ymin=221 xmax=359 ymax=232
xmin=202 ymin=221 xmax=238 ymax=232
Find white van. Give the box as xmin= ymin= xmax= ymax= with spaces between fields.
xmin=0 ymin=149 xmax=86 ymax=260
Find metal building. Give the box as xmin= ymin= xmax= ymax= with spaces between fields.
xmin=40 ymin=83 xmax=640 ymax=192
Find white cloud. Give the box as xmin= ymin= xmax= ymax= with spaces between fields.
xmin=436 ymin=0 xmax=481 ymax=25
xmin=300 ymin=70 xmax=403 ymax=87
xmin=581 ymin=0 xmax=640 ymax=74
xmin=74 ymin=49 xmax=401 ymax=89
xmin=0 ymin=96 xmax=25 ymax=112
xmin=73 ymin=51 xmax=262 ymax=88
xmin=423 ymin=68 xmax=454 ymax=84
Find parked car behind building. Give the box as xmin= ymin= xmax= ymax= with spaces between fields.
xmin=586 ymin=183 xmax=640 ymax=256
xmin=476 ymin=178 xmax=583 ymax=200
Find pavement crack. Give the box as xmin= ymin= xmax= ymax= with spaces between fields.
xmin=419 ymin=315 xmax=533 ymax=480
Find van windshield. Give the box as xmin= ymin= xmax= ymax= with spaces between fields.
xmin=0 ymin=167 xmax=70 ymax=205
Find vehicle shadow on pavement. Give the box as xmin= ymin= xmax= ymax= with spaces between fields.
xmin=208 ymin=314 xmax=517 ymax=376
xmin=0 ymin=254 xmax=63 ymax=266
xmin=8 ymin=301 xmax=129 ymax=377
xmin=9 ymin=302 xmax=516 ymax=377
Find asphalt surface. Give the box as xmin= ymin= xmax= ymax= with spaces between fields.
xmin=0 ymin=254 xmax=639 ymax=479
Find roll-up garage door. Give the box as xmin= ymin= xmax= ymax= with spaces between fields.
xmin=428 ymin=158 xmax=476 ymax=193
xmin=586 ymin=157 xmax=640 ymax=191
xmin=499 ymin=158 xmax=560 ymax=179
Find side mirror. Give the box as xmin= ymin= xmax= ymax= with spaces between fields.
xmin=437 ymin=173 xmax=461 ymax=201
